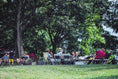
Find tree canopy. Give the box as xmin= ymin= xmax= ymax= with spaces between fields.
xmin=0 ymin=0 xmax=117 ymax=57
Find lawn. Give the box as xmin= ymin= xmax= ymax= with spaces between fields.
xmin=0 ymin=64 xmax=118 ymax=79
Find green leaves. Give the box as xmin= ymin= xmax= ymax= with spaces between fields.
xmin=38 ymin=7 xmax=48 ymax=14
xmin=80 ymin=25 xmax=105 ymax=55
xmin=3 ymin=0 xmax=7 ymax=3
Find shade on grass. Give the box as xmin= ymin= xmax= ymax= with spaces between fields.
xmin=0 ymin=64 xmax=118 ymax=79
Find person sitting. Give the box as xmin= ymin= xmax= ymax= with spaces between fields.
xmin=17 ymin=53 xmax=29 ymax=65
xmin=71 ymin=51 xmax=76 ymax=59
xmin=93 ymin=48 xmax=105 ymax=59
xmin=50 ymin=52 xmax=55 ymax=65
xmin=71 ymin=51 xmax=76 ymax=64
xmin=47 ymin=49 xmax=51 ymax=61
xmin=2 ymin=53 xmax=9 ymax=65
xmin=0 ymin=52 xmax=4 ymax=65
xmin=22 ymin=53 xmax=29 ymax=64
xmin=16 ymin=58 xmax=22 ymax=65
xmin=47 ymin=50 xmax=55 ymax=65
xmin=75 ymin=52 xmax=79 ymax=59
xmin=93 ymin=48 xmax=105 ymax=64
xmin=57 ymin=48 xmax=64 ymax=64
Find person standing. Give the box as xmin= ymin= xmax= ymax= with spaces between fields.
xmin=9 ymin=50 xmax=15 ymax=65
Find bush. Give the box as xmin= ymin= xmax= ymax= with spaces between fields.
xmin=107 ymin=55 xmax=117 ymax=64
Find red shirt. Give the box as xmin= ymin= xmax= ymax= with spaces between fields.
xmin=95 ymin=50 xmax=105 ymax=59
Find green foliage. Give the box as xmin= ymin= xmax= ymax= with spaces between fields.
xmin=3 ymin=0 xmax=7 ymax=3
xmin=78 ymin=0 xmax=107 ymax=55
xmin=23 ymin=27 xmax=48 ymax=56
xmin=0 ymin=25 xmax=15 ymax=49
xmin=39 ymin=7 xmax=48 ymax=14
xmin=107 ymin=55 xmax=117 ymax=64
xmin=0 ymin=0 xmax=113 ymax=56
xmin=105 ymin=49 xmax=110 ymax=53
xmin=80 ymin=25 xmax=105 ymax=55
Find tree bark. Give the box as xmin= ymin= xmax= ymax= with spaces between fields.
xmin=52 ymin=43 xmax=57 ymax=54
xmin=48 ymin=28 xmax=57 ymax=54
xmin=16 ymin=0 xmax=24 ymax=57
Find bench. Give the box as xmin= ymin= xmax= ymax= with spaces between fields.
xmin=75 ymin=59 xmax=109 ymax=65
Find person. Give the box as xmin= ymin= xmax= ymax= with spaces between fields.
xmin=57 ymin=48 xmax=63 ymax=56
xmin=93 ymin=48 xmax=105 ymax=64
xmin=16 ymin=58 xmax=22 ymax=65
xmin=93 ymin=48 xmax=105 ymax=59
xmin=75 ymin=52 xmax=79 ymax=59
xmin=9 ymin=50 xmax=15 ymax=65
xmin=22 ymin=53 xmax=29 ymax=64
xmin=71 ymin=51 xmax=76 ymax=64
xmin=0 ymin=53 xmax=4 ymax=65
xmin=0 ymin=49 xmax=4 ymax=65
xmin=0 ymin=57 xmax=2 ymax=65
xmin=2 ymin=53 xmax=9 ymax=65
xmin=50 ymin=52 xmax=55 ymax=65
xmin=17 ymin=53 xmax=30 ymax=65
xmin=47 ymin=49 xmax=51 ymax=61
xmin=47 ymin=50 xmax=55 ymax=65
xmin=71 ymin=51 xmax=76 ymax=59
xmin=57 ymin=48 xmax=64 ymax=64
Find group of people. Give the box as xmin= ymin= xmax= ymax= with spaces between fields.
xmin=0 ymin=50 xmax=29 ymax=66
xmin=47 ymin=47 xmax=108 ymax=65
xmin=0 ymin=47 xmax=109 ymax=66
xmin=47 ymin=48 xmax=80 ymax=65
xmin=0 ymin=50 xmax=15 ymax=65
xmin=16 ymin=53 xmax=29 ymax=65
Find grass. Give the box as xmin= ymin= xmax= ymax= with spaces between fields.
xmin=0 ymin=64 xmax=118 ymax=79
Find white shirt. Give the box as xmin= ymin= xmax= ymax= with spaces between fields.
xmin=57 ymin=52 xmax=63 ymax=56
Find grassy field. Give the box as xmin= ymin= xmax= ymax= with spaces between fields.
xmin=0 ymin=64 xmax=118 ymax=79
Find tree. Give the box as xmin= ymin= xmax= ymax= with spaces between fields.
xmin=78 ymin=0 xmax=107 ymax=55
xmin=104 ymin=1 xmax=118 ymax=32
xmin=0 ymin=0 xmax=17 ymax=50
xmin=23 ymin=28 xmax=48 ymax=56
xmin=103 ymin=31 xmax=118 ymax=50
xmin=80 ymin=26 xmax=105 ymax=55
xmin=0 ymin=0 xmax=45 ymax=57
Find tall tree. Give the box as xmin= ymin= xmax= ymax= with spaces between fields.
xmin=37 ymin=0 xmax=77 ymax=53
xmin=16 ymin=0 xmax=24 ymax=57
xmin=0 ymin=0 xmax=44 ymax=57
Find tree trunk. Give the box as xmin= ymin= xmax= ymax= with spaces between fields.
xmin=52 ymin=43 xmax=57 ymax=54
xmin=16 ymin=0 xmax=24 ymax=57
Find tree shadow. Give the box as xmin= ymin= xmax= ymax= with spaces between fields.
xmin=73 ymin=64 xmax=118 ymax=71
xmin=90 ymin=75 xmax=118 ymax=79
